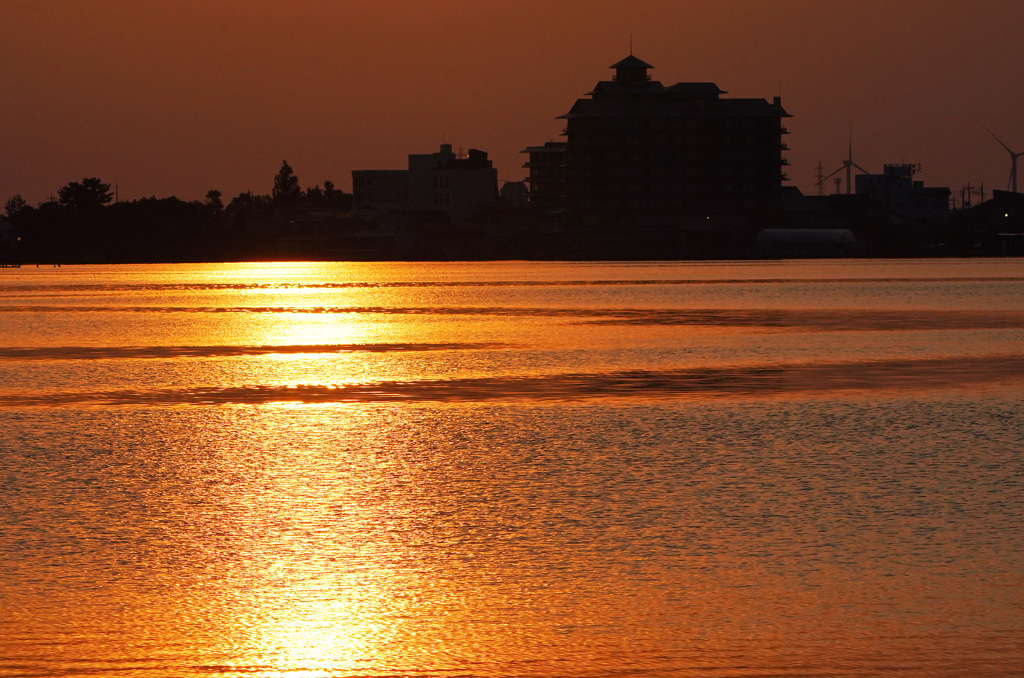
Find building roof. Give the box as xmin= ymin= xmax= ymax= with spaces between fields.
xmin=560 ymin=94 xmax=788 ymax=119
xmin=610 ymin=54 xmax=654 ymax=70
xmin=587 ymin=80 xmax=665 ymax=97
xmin=570 ymin=54 xmax=789 ymax=118
xmin=665 ymin=82 xmax=725 ymax=96
xmin=522 ymin=142 xmax=568 ymax=153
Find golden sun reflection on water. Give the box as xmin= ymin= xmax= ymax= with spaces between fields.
xmin=180 ymin=404 xmax=428 ymax=676
xmin=240 ymin=597 xmax=392 ymax=678
xmin=209 ymin=262 xmax=390 ymax=350
xmin=4 ymin=262 xmax=1024 ymax=677
xmin=245 ymin=308 xmax=381 ymax=351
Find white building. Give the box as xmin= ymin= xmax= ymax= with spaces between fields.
xmin=353 ymin=144 xmax=498 ymax=224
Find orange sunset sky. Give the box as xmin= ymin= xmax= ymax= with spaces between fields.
xmin=2 ymin=0 xmax=1022 ymax=206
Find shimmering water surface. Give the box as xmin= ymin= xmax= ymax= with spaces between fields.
xmin=1 ymin=260 xmax=1023 ymax=678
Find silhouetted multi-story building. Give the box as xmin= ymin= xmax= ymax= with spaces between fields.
xmin=353 ymin=144 xmax=498 ymax=225
xmin=524 ymin=55 xmax=790 ymax=231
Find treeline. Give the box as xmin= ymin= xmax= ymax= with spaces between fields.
xmin=6 ymin=161 xmax=1000 ymax=263
xmin=3 ymin=161 xmax=353 ymax=263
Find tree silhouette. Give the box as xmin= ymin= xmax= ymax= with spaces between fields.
xmin=229 ymin=190 xmax=270 ymax=209
xmin=4 ymin=194 xmax=27 ymax=219
xmin=323 ymin=180 xmax=336 ymax=199
xmin=205 ymin=189 xmax=224 ymax=211
xmin=272 ymin=160 xmax=301 ymax=203
xmin=304 ymin=184 xmax=324 ymax=203
xmin=58 ymin=178 xmax=113 ymax=210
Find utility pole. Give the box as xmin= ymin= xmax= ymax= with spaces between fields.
xmin=972 ymin=182 xmax=986 ymax=205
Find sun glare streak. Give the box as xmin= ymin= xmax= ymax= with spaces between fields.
xmin=182 ymin=399 xmax=441 ymax=677
xmin=212 ymin=262 xmax=395 ymax=354
xmin=246 ymin=615 xmax=378 ymax=678
xmin=222 ymin=505 xmax=435 ymax=677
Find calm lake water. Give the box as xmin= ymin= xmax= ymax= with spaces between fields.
xmin=2 ymin=259 xmax=1023 ymax=678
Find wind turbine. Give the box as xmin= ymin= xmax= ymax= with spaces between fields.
xmin=983 ymin=124 xmax=1023 ymax=193
xmin=817 ymin=132 xmax=872 ymax=195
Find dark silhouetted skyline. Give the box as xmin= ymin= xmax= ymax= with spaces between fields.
xmin=2 ymin=0 xmax=1022 ymax=205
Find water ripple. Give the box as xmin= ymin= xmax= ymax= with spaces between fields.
xmin=4 ymin=306 xmax=1024 ymax=331
xmin=0 ymin=342 xmax=510 ymax=362
xmin=3 ymin=355 xmax=1022 ymax=407
xmin=3 ymin=276 xmax=1024 ymax=294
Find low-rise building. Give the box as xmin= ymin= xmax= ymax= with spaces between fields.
xmin=963 ymin=189 xmax=1024 ymax=255
xmin=855 ymin=164 xmax=950 ymax=222
xmin=0 ymin=216 xmax=20 ymax=264
xmin=351 ymin=170 xmax=409 ymax=220
xmin=352 ymin=144 xmax=498 ymax=225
